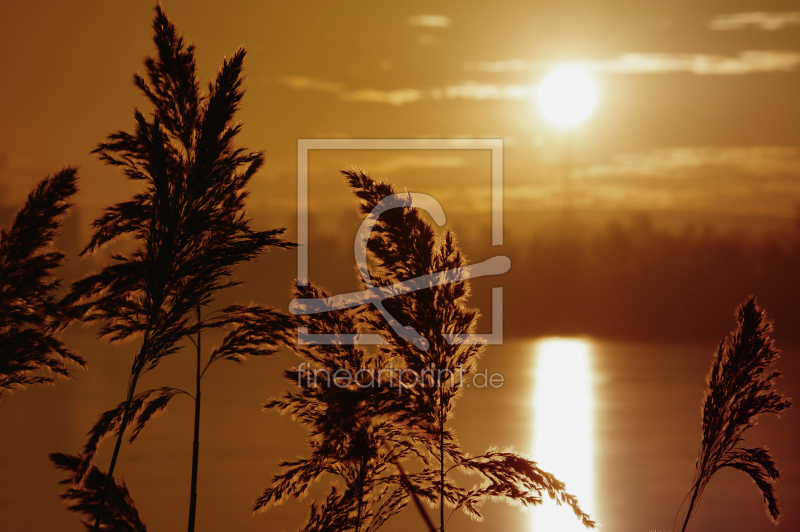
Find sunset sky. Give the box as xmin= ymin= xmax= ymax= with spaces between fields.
xmin=1 ymin=4 xmax=800 ymax=532
xmin=1 ymin=1 xmax=799 ymax=236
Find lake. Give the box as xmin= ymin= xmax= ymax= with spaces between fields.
xmin=1 ymin=331 xmax=798 ymax=531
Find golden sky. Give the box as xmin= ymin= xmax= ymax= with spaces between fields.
xmin=2 ymin=5 xmax=800 ymax=532
xmin=1 ymin=1 xmax=799 ymax=235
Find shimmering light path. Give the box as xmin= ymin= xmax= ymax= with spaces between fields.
xmin=531 ymin=338 xmax=595 ymax=531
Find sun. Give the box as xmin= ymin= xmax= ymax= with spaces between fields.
xmin=537 ymin=67 xmax=598 ymax=127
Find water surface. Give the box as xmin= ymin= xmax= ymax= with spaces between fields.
xmin=1 ymin=332 xmax=798 ymax=531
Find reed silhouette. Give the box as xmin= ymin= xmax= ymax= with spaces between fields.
xmin=257 ymin=170 xmax=594 ymax=531
xmin=56 ymin=7 xmax=294 ymax=531
xmin=677 ymin=296 xmax=791 ymax=531
xmin=0 ymin=168 xmax=84 ymax=398
xmin=50 ymin=452 xmax=148 ymax=532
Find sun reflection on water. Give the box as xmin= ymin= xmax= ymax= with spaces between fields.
xmin=531 ymin=338 xmax=595 ymax=531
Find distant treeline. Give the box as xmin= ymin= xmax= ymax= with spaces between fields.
xmin=503 ymin=217 xmax=800 ymax=343
xmin=275 ymin=214 xmax=800 ymax=345
xmin=9 ymin=203 xmax=800 ymax=344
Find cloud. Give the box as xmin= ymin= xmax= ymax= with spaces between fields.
xmin=467 ymin=51 xmax=800 ymax=75
xmin=498 ymin=146 xmax=800 ymax=221
xmin=280 ymin=48 xmax=800 ymax=108
xmin=338 ymin=83 xmax=536 ymax=105
xmin=277 ymin=76 xmax=420 ymax=105
xmin=278 ymin=75 xmax=536 ymax=105
xmin=580 ymin=146 xmax=800 ymax=220
xmin=587 ymin=146 xmax=800 ymax=179
xmin=408 ymin=14 xmax=451 ymax=28
xmin=599 ymin=51 xmax=800 ymax=74
xmin=278 ymin=75 xmax=342 ymax=93
xmin=709 ymin=12 xmax=800 ymax=31
xmin=339 ymin=88 xmax=424 ymax=106
xmin=278 ymin=49 xmax=800 ymax=108
xmin=436 ymin=82 xmax=536 ymax=101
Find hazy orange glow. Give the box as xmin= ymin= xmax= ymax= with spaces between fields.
xmin=1 ymin=3 xmax=799 ymax=532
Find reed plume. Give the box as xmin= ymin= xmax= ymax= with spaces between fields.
xmin=50 ymin=452 xmax=148 ymax=532
xmin=258 ymin=169 xmax=593 ymax=531
xmin=678 ymin=296 xmax=791 ymax=531
xmin=0 ymin=168 xmax=84 ymax=398
xmin=255 ymin=282 xmax=412 ymax=531
xmin=55 ymin=7 xmax=293 ymax=531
